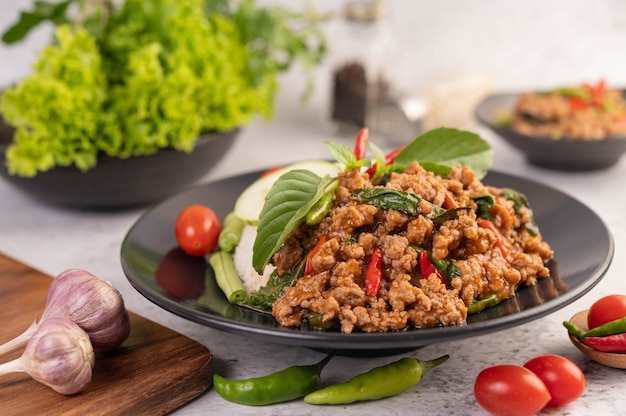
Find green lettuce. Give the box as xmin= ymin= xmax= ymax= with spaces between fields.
xmin=1 ymin=0 xmax=323 ymax=177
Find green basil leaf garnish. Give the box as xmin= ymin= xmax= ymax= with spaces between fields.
xmin=252 ymin=169 xmax=337 ymax=272
xmin=394 ymin=127 xmax=493 ymax=179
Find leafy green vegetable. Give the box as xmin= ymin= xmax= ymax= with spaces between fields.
xmin=324 ymin=141 xmax=370 ymax=171
xmin=350 ymin=187 xmax=469 ymax=225
xmin=394 ymin=127 xmax=493 ymax=179
xmin=500 ymin=187 xmax=539 ymax=236
xmin=244 ymin=267 xmax=302 ymax=312
xmin=252 ymin=170 xmax=337 ymax=273
xmin=1 ymin=0 xmax=72 ymax=44
xmin=1 ymin=26 xmax=107 ymax=176
xmin=0 ymin=0 xmax=327 ymax=177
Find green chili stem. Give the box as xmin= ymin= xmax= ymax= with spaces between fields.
xmin=563 ymin=320 xmax=588 ymax=340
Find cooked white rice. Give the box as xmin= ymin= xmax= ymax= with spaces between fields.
xmin=233 ymin=225 xmax=274 ymax=293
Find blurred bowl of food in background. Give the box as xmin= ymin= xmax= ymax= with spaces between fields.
xmin=475 ymin=80 xmax=626 ymax=171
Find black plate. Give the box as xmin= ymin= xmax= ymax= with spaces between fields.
xmin=476 ymin=92 xmax=626 ymax=171
xmin=121 ymin=169 xmax=613 ymax=354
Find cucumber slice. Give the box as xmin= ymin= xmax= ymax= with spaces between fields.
xmin=234 ymin=161 xmax=340 ymax=224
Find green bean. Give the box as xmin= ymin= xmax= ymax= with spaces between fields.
xmin=304 ymin=355 xmax=449 ymax=405
xmin=208 ymin=251 xmax=246 ymax=304
xmin=468 ymin=293 xmax=502 ymax=314
xmin=213 ymin=354 xmax=334 ymax=406
xmin=218 ymin=212 xmax=246 ymax=252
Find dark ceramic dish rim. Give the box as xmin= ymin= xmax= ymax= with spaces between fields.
xmin=121 ymin=168 xmax=614 ymax=353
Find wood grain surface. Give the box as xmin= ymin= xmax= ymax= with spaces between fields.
xmin=0 ymin=253 xmax=213 ymax=416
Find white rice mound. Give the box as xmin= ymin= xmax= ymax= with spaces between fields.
xmin=233 ymin=225 xmax=275 ymax=294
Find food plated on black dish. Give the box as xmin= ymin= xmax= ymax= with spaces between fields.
xmin=476 ymin=80 xmax=626 ymax=170
xmin=121 ymin=127 xmax=613 ymax=355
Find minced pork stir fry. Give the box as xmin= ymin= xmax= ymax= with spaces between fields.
xmin=267 ymin=162 xmax=553 ymax=333
xmin=508 ymin=79 xmax=626 ymax=140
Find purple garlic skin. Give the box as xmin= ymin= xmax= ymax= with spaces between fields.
xmin=43 ymin=269 xmax=131 ymax=352
xmin=23 ymin=316 xmax=95 ymax=395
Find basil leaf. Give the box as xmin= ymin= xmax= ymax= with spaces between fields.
xmin=252 ymin=169 xmax=337 ymax=272
xmin=351 ymin=187 xmax=468 ymax=224
xmin=325 ymin=141 xmax=370 ymax=171
xmin=244 ymin=269 xmax=301 ymax=312
xmin=394 ymin=127 xmax=493 ymax=179
xmin=500 ymin=187 xmax=539 ymax=236
xmin=1 ymin=0 xmax=72 ymax=44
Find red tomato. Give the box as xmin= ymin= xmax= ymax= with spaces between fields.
xmin=175 ymin=205 xmax=221 ymax=257
xmin=474 ymin=364 xmax=551 ymax=416
xmin=588 ymin=294 xmax=626 ymax=329
xmin=524 ymin=355 xmax=585 ymax=407
xmin=259 ymin=166 xmax=284 ymax=177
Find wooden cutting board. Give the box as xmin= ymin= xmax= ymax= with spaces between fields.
xmin=0 ymin=253 xmax=213 ymax=416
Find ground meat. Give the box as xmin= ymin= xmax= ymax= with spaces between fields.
xmin=267 ymin=159 xmax=554 ymax=333
xmin=510 ymin=86 xmax=626 ymax=140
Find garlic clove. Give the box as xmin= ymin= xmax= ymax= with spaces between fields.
xmin=42 ymin=269 xmax=131 ymax=352
xmin=22 ymin=316 xmax=95 ymax=395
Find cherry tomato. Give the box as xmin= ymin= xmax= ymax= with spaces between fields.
xmin=175 ymin=205 xmax=221 ymax=257
xmin=474 ymin=364 xmax=551 ymax=416
xmin=524 ymin=354 xmax=585 ymax=407
xmin=588 ymin=294 xmax=626 ymax=329
xmin=259 ymin=165 xmax=284 ymax=177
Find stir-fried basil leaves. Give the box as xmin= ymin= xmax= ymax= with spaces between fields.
xmin=470 ymin=193 xmax=495 ymax=219
xmin=500 ymin=187 xmax=539 ymax=236
xmin=350 ymin=187 xmax=469 ymax=224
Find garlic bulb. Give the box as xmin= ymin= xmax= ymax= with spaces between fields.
xmin=0 ymin=268 xmax=131 ymax=356
xmin=42 ymin=268 xmax=131 ymax=352
xmin=0 ymin=317 xmax=95 ymax=395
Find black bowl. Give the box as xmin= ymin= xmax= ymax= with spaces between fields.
xmin=475 ymin=92 xmax=626 ymax=171
xmin=0 ymin=120 xmax=239 ymax=209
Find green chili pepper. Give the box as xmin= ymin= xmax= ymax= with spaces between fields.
xmin=468 ymin=293 xmax=502 ymax=314
xmin=563 ymin=316 xmax=626 ymax=341
xmin=304 ymin=355 xmax=448 ymax=405
xmin=218 ymin=212 xmax=246 ymax=252
xmin=213 ymin=354 xmax=334 ymax=406
xmin=306 ymin=190 xmax=335 ymax=225
xmin=208 ymin=251 xmax=247 ymax=304
xmin=307 ymin=311 xmax=333 ymax=330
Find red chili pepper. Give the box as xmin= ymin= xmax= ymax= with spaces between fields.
xmin=569 ymin=96 xmax=590 ymax=112
xmin=365 ymin=247 xmax=383 ymax=297
xmin=584 ymin=333 xmax=626 ymax=353
xmin=305 ymin=235 xmax=327 ymax=276
xmin=418 ymin=251 xmax=446 ymax=286
xmin=354 ymin=127 xmax=369 ymax=160
xmin=477 ymin=218 xmax=513 ymax=263
xmin=442 ymin=190 xmax=458 ymax=209
xmin=365 ymin=145 xmax=405 ymax=177
xmin=590 ymin=78 xmax=606 ymax=106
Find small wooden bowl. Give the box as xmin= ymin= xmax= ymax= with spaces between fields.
xmin=567 ymin=310 xmax=626 ymax=369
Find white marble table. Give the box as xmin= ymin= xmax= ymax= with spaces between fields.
xmin=3 ymin=1 xmax=626 ymax=415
